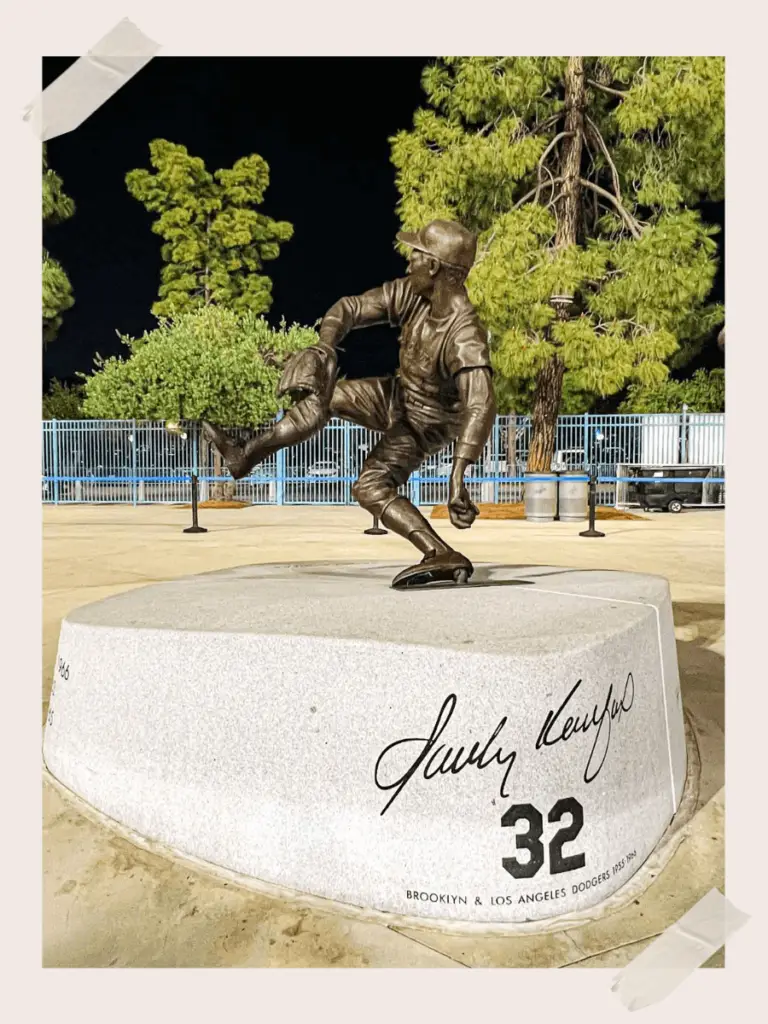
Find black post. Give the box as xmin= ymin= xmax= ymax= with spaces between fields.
xmin=364 ymin=515 xmax=388 ymax=536
xmin=580 ymin=465 xmax=605 ymax=538
xmin=184 ymin=472 xmax=208 ymax=534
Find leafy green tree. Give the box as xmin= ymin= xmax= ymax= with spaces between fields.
xmin=391 ymin=57 xmax=724 ymax=469
xmin=43 ymin=145 xmax=75 ymax=343
xmin=620 ymin=368 xmax=724 ymax=413
xmin=126 ymin=140 xmax=294 ymax=317
xmin=81 ymin=305 xmax=317 ymax=425
xmin=42 ymin=379 xmax=86 ymax=419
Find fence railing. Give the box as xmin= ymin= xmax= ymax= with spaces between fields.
xmin=42 ymin=412 xmax=725 ymax=508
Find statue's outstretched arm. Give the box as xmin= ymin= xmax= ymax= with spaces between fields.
xmin=318 ymin=280 xmax=414 ymax=351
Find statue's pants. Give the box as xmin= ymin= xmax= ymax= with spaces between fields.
xmin=329 ymin=377 xmax=457 ymax=518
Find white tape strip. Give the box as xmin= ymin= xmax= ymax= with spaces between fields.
xmin=611 ymin=888 xmax=749 ymax=1011
xmin=24 ymin=18 xmax=160 ymax=141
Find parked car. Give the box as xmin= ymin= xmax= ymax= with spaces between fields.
xmin=307 ymin=460 xmax=340 ymax=478
xmin=423 ymin=456 xmax=475 ymax=477
xmin=629 ymin=467 xmax=704 ymax=513
xmin=552 ymin=449 xmax=586 ymax=471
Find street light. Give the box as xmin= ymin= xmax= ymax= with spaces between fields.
xmin=580 ymin=427 xmax=605 ymax=538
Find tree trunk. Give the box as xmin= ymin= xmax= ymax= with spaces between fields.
xmin=528 ymin=358 xmax=565 ymax=471
xmin=506 ymin=409 xmax=516 ymax=475
xmin=527 ymin=56 xmax=586 ymax=473
xmin=204 ymin=215 xmax=212 ymax=305
xmin=211 ymin=445 xmax=234 ymax=501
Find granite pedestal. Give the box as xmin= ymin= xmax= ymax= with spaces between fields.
xmin=44 ymin=561 xmax=686 ymax=924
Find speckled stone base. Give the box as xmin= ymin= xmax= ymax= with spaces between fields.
xmin=44 ymin=561 xmax=685 ymax=924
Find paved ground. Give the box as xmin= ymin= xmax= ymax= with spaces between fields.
xmin=42 ymin=504 xmax=724 ymax=968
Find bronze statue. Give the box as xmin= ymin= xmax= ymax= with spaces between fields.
xmin=203 ymin=220 xmax=496 ymax=588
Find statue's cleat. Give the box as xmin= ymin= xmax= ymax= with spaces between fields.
xmin=390 ymin=551 xmax=474 ymax=590
xmin=201 ymin=421 xmax=249 ymax=480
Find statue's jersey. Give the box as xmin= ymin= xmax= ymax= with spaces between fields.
xmin=319 ymin=277 xmax=492 ymax=426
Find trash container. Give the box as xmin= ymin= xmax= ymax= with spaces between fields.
xmin=558 ymin=471 xmax=589 ymax=522
xmin=524 ymin=473 xmax=557 ymax=522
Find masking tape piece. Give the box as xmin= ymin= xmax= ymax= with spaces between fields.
xmin=611 ymin=888 xmax=749 ymax=1011
xmin=24 ymin=18 xmax=160 ymax=141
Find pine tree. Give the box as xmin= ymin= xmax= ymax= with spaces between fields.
xmin=126 ymin=140 xmax=294 ymax=317
xmin=42 ymin=379 xmax=86 ymax=419
xmin=42 ymin=145 xmax=75 ymax=343
xmin=391 ymin=57 xmax=724 ymax=470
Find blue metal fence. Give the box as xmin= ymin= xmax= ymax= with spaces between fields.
xmin=42 ymin=412 xmax=725 ymax=508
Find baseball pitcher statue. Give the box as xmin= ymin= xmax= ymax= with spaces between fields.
xmin=203 ymin=220 xmax=496 ymax=589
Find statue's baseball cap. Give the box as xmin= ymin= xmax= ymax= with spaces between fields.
xmin=397 ymin=219 xmax=477 ymax=271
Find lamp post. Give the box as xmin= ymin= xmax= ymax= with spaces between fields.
xmin=165 ymin=394 xmax=207 ymax=535
xmin=580 ymin=427 xmax=605 ymax=538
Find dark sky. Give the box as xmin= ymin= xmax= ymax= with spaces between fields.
xmin=42 ymin=57 xmax=724 ymax=389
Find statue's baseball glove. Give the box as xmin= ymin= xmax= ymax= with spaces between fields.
xmin=277 ymin=345 xmax=338 ymax=406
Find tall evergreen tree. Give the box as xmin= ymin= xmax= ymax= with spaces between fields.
xmin=126 ymin=140 xmax=294 ymax=317
xmin=391 ymin=57 xmax=724 ymax=470
xmin=42 ymin=145 xmax=75 ymax=344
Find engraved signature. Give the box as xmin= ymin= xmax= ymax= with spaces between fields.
xmin=535 ymin=673 xmax=636 ymax=783
xmin=374 ymin=694 xmax=517 ymax=815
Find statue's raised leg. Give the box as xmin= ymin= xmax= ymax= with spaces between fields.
xmin=202 ymin=396 xmax=327 ymax=480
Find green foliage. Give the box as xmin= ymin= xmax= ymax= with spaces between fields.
xmin=391 ymin=57 xmax=724 ymax=410
xmin=81 ymin=305 xmax=318 ymax=426
xmin=620 ymin=368 xmax=724 ymax=413
xmin=493 ymin=369 xmax=597 ymax=416
xmin=42 ymin=252 xmax=75 ymax=344
xmin=42 ymin=378 xmax=86 ymax=419
xmin=126 ymin=140 xmax=294 ymax=317
xmin=42 ymin=145 xmax=74 ymax=343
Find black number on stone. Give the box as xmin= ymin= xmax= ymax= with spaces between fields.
xmin=501 ymin=803 xmax=545 ymax=878
xmin=548 ymin=797 xmax=586 ymax=874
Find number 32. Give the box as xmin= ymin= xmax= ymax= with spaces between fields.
xmin=501 ymin=797 xmax=585 ymax=878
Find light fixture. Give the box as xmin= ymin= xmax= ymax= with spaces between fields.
xmin=549 ymin=293 xmax=574 ymax=319
xmin=165 ymin=420 xmax=187 ymax=440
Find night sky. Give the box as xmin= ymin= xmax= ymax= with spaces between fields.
xmin=42 ymin=57 xmax=724 ymax=392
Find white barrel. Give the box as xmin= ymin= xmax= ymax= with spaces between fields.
xmin=558 ymin=471 xmax=589 ymax=522
xmin=524 ymin=473 xmax=558 ymax=522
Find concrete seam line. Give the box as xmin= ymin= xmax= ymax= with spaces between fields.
xmin=23 ymin=18 xmax=160 ymax=141
xmin=610 ymin=887 xmax=749 ymax=1011
xmin=522 ymin=585 xmax=678 ymax=814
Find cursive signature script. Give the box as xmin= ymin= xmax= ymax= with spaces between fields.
xmin=535 ymin=673 xmax=635 ymax=783
xmin=374 ymin=694 xmax=517 ymax=815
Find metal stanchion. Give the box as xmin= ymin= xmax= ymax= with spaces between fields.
xmin=184 ymin=472 xmax=208 ymax=534
xmin=166 ymin=412 xmax=207 ymax=536
xmin=579 ymin=467 xmax=605 ymax=538
xmin=364 ymin=515 xmax=388 ymax=536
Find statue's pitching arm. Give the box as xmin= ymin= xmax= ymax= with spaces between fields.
xmin=317 ymin=285 xmax=401 ymax=351
xmin=448 ymin=367 xmax=496 ymax=529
